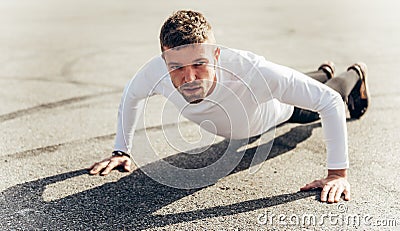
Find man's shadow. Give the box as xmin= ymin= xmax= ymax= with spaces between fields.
xmin=1 ymin=122 xmax=324 ymax=230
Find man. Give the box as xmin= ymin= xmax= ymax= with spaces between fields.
xmin=89 ymin=10 xmax=369 ymax=203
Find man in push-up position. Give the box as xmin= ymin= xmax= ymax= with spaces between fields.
xmin=89 ymin=10 xmax=369 ymax=203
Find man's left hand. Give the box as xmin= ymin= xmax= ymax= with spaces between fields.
xmin=300 ymin=169 xmax=350 ymax=203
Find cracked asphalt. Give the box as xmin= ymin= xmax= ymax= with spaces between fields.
xmin=1 ymin=0 xmax=399 ymax=230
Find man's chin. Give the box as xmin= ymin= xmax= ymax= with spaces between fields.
xmin=182 ymin=94 xmax=205 ymax=104
xmin=189 ymin=99 xmax=204 ymax=104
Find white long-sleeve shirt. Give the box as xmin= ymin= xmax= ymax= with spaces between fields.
xmin=114 ymin=47 xmax=349 ymax=169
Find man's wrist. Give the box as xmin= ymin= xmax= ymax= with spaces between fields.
xmin=112 ymin=150 xmax=131 ymax=158
xmin=327 ymin=169 xmax=347 ymax=178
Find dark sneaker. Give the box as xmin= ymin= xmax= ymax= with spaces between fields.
xmin=347 ymin=62 xmax=370 ymax=119
xmin=318 ymin=61 xmax=336 ymax=79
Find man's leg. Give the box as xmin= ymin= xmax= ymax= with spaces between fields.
xmin=324 ymin=69 xmax=359 ymax=100
xmin=326 ymin=63 xmax=369 ymax=119
xmin=287 ymin=62 xmax=369 ymax=123
xmin=287 ymin=62 xmax=335 ymax=123
xmin=306 ymin=61 xmax=335 ymax=83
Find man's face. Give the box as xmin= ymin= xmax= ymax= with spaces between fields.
xmin=163 ymin=44 xmax=220 ymax=104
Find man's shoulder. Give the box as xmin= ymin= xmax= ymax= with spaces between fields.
xmin=219 ymin=47 xmax=268 ymax=76
xmin=133 ymin=54 xmax=168 ymax=80
xmin=220 ymin=47 xmax=264 ymax=62
xmin=220 ymin=47 xmax=268 ymax=68
xmin=140 ymin=55 xmax=166 ymax=71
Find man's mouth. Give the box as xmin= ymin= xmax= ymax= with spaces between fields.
xmin=181 ymin=86 xmax=202 ymax=94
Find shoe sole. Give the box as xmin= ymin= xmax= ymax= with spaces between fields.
xmin=318 ymin=61 xmax=335 ymax=79
xmin=347 ymin=62 xmax=370 ymax=119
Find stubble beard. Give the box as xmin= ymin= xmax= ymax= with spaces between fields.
xmin=179 ymin=81 xmax=208 ymax=104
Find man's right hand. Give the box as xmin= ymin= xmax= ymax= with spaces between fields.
xmin=88 ymin=155 xmax=132 ymax=176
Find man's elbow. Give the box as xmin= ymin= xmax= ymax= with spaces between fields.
xmin=318 ymin=90 xmax=346 ymax=117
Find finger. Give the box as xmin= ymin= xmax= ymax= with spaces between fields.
xmin=320 ymin=184 xmax=332 ymax=202
xmin=334 ymin=186 xmax=344 ymax=202
xmin=327 ymin=185 xmax=338 ymax=203
xmin=89 ymin=161 xmax=110 ymax=175
xmin=300 ymin=180 xmax=322 ymax=191
xmin=343 ymin=187 xmax=351 ymax=201
xmin=87 ymin=163 xmax=97 ymax=170
xmin=88 ymin=157 xmax=112 ymax=172
xmin=100 ymin=160 xmax=120 ymax=176
xmin=88 ymin=161 xmax=104 ymax=170
xmin=123 ymin=159 xmax=132 ymax=172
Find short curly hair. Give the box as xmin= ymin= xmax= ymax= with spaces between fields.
xmin=160 ymin=10 xmax=213 ymax=51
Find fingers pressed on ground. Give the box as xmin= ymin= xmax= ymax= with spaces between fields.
xmin=334 ymin=186 xmax=344 ymax=202
xmin=123 ymin=160 xmax=131 ymax=172
xmin=89 ymin=161 xmax=110 ymax=175
xmin=343 ymin=187 xmax=351 ymax=201
xmin=88 ymin=163 xmax=97 ymax=170
xmin=320 ymin=184 xmax=332 ymax=202
xmin=327 ymin=185 xmax=338 ymax=203
xmin=100 ymin=160 xmax=119 ymax=176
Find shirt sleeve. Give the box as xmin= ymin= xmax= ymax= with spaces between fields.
xmin=113 ymin=72 xmax=148 ymax=154
xmin=113 ymin=56 xmax=165 ymax=154
xmin=255 ymin=59 xmax=349 ymax=169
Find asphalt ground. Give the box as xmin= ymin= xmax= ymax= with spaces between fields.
xmin=1 ymin=0 xmax=399 ymax=230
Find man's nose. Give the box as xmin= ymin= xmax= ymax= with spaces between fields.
xmin=183 ymin=66 xmax=196 ymax=83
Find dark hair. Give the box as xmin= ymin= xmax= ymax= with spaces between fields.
xmin=159 ymin=10 xmax=212 ymax=51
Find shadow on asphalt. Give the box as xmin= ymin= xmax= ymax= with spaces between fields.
xmin=1 ymin=122 xmax=324 ymax=229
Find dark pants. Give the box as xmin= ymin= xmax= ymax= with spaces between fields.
xmin=287 ymin=68 xmax=359 ymax=123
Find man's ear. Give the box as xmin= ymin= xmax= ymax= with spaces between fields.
xmin=161 ymin=46 xmax=170 ymax=61
xmin=161 ymin=50 xmax=166 ymax=61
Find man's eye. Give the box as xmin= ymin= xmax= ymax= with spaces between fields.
xmin=193 ymin=62 xmax=206 ymax=67
xmin=171 ymin=66 xmax=183 ymax=70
